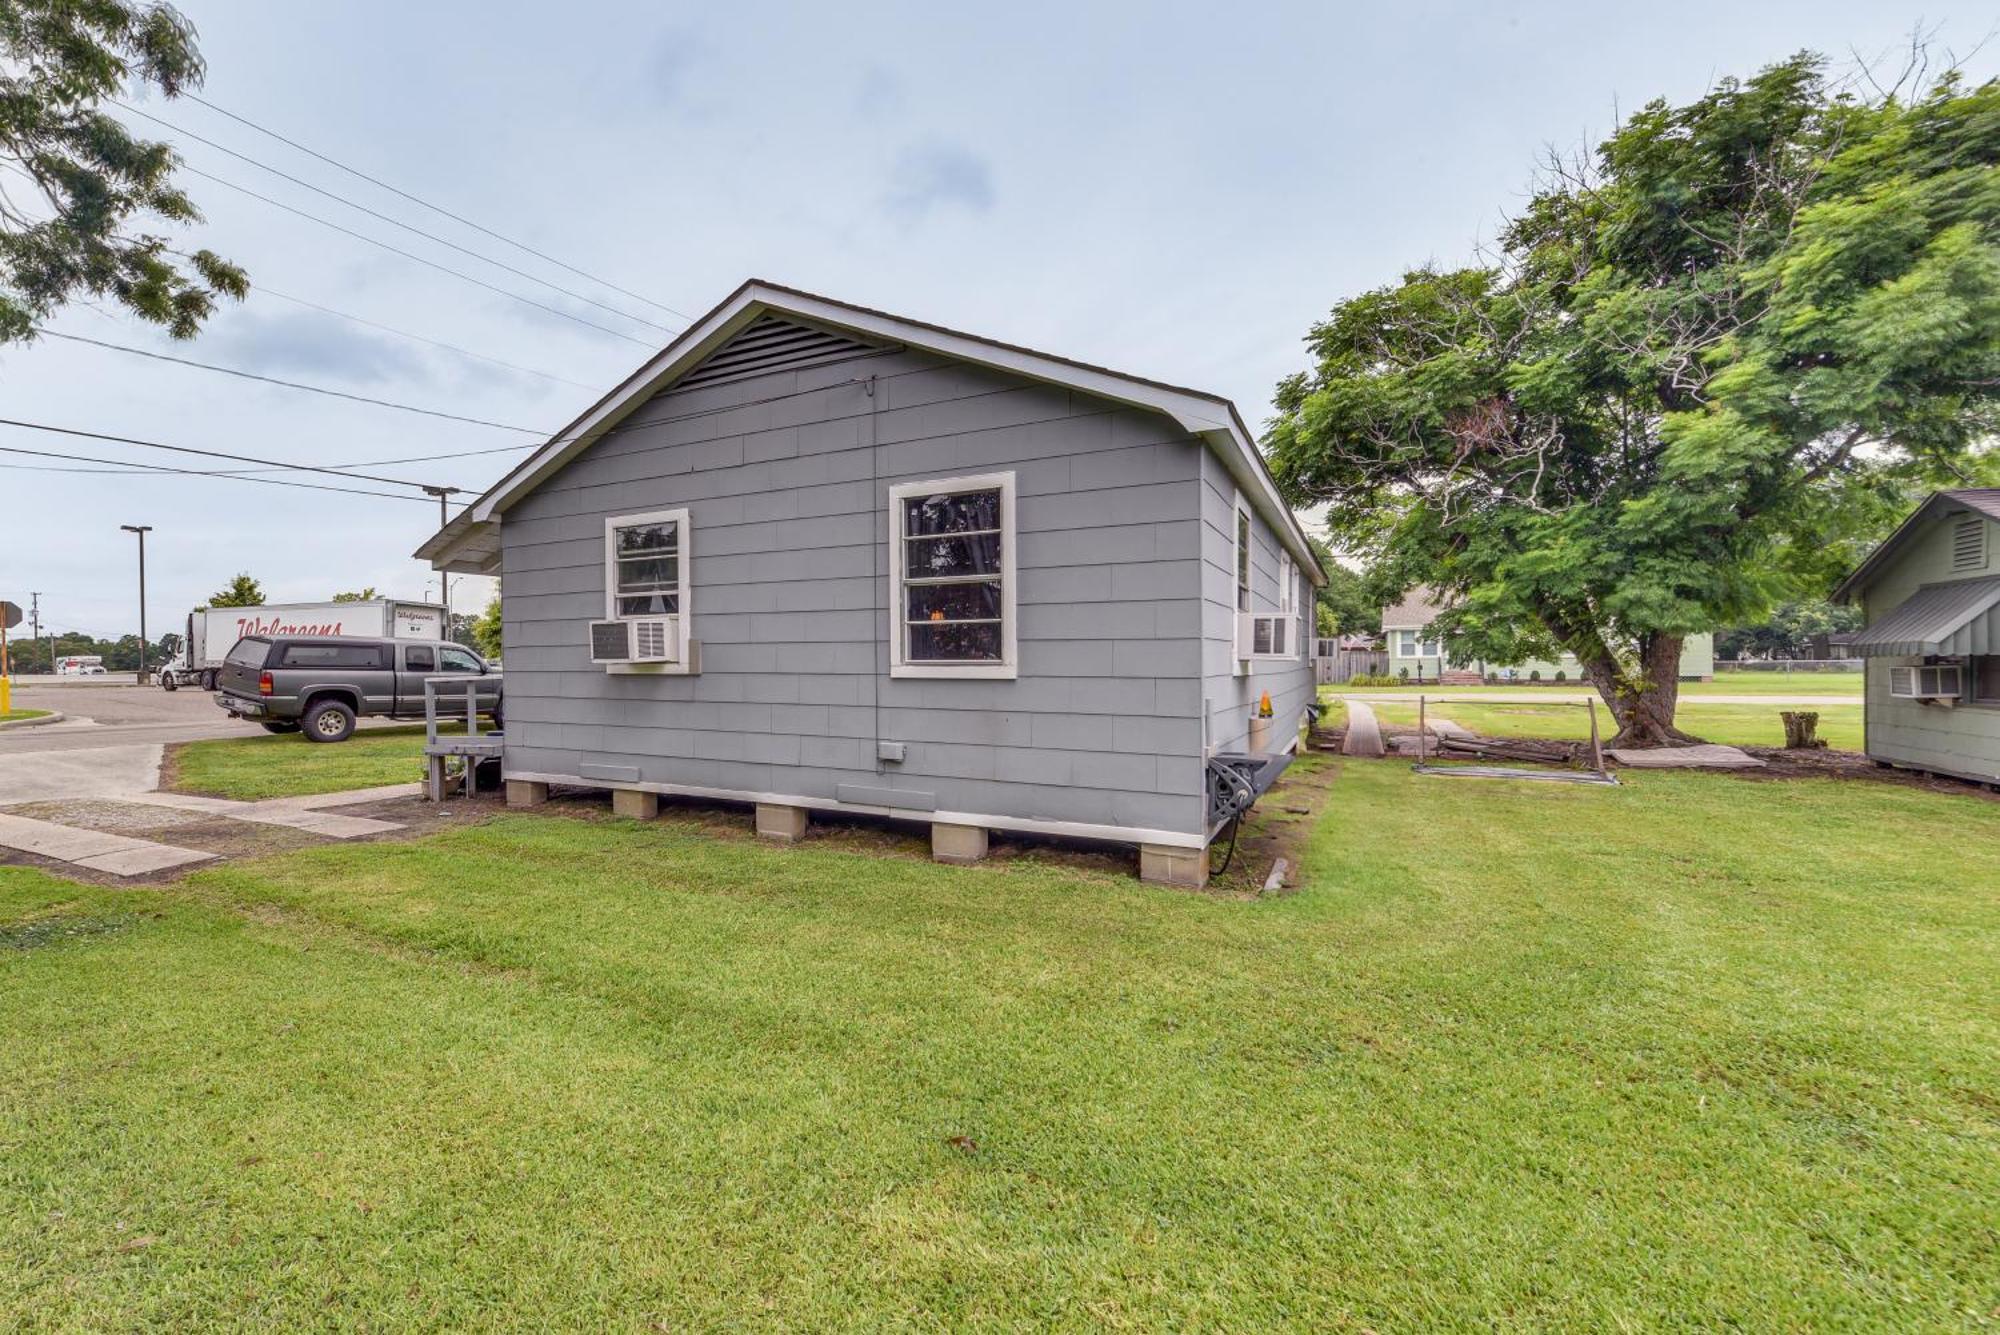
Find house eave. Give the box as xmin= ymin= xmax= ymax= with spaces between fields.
xmin=424 ymin=279 xmax=1326 ymax=584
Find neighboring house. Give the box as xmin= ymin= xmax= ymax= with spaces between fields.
xmin=1833 ymin=489 xmax=2000 ymax=785
xmin=419 ymin=280 xmax=1325 ymax=886
xmin=1380 ymin=589 xmax=1716 ymax=682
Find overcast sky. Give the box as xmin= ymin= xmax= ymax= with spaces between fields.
xmin=2 ymin=0 xmax=1990 ymax=639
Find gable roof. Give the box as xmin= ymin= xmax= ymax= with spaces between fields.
xmin=417 ymin=279 xmax=1324 ymax=582
xmin=1833 ymin=489 xmax=2000 ymax=602
xmin=1379 ymin=587 xmax=1446 ymax=630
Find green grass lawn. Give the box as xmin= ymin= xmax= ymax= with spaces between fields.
xmin=1369 ymin=699 xmax=1865 ymax=751
xmin=3 ymin=767 xmax=1994 ymax=1327
xmin=169 ymin=724 xmax=450 ymax=800
xmin=0 ymin=708 xmax=51 ymax=723
xmin=1698 ymin=669 xmax=1863 ymax=696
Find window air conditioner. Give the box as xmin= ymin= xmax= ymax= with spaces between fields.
xmin=1888 ymin=663 xmax=1961 ymax=700
xmin=590 ymin=617 xmax=677 ymax=665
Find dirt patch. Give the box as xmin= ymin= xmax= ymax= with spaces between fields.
xmin=1731 ymin=745 xmax=2000 ymax=801
xmin=0 ymin=911 xmax=144 ymax=950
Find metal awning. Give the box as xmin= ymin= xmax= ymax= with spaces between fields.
xmin=1850 ymin=577 xmax=2000 ymax=656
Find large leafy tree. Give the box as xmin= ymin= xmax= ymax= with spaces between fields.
xmin=0 ymin=0 xmax=246 ymax=343
xmin=1266 ymin=54 xmax=2000 ymax=744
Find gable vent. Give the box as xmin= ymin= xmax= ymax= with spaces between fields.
xmin=674 ymin=315 xmax=888 ymax=392
xmin=1952 ymin=515 xmax=1987 ymax=571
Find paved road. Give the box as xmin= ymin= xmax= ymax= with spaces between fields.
xmin=0 ymin=681 xmax=249 ymax=756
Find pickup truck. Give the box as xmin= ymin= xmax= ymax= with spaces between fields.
xmin=215 ymin=635 xmax=501 ymax=743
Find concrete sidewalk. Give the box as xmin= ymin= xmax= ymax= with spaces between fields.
xmin=0 ymin=784 xmax=421 ymax=878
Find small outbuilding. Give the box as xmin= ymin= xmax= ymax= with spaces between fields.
xmin=1835 ymin=488 xmax=2000 ymax=785
xmin=419 ymin=281 xmax=1326 ymax=885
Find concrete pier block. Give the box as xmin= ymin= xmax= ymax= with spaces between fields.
xmin=506 ymin=780 xmax=549 ymax=808
xmin=755 ymin=802 xmax=809 ymax=843
xmin=931 ymin=822 xmax=988 ymax=865
xmin=1139 ymin=843 xmax=1209 ymax=889
xmin=612 ymin=788 xmax=659 ymax=820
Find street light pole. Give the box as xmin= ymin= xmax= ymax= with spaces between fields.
xmin=421 ymin=486 xmax=461 ymax=639
xmin=120 ymin=525 xmax=152 ymax=683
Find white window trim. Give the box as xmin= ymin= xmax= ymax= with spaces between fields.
xmin=888 ymin=472 xmax=1018 ymax=680
xmin=1233 ymin=488 xmax=1253 ymax=675
xmin=1396 ymin=630 xmax=1444 ymax=659
xmin=604 ymin=506 xmax=694 ymax=671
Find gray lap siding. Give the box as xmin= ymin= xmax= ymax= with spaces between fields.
xmin=1198 ymin=450 xmax=1315 ymax=758
xmin=499 ymin=347 xmax=1214 ymax=842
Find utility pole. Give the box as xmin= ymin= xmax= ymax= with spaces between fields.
xmin=28 ymin=591 xmax=42 ymax=674
xmin=121 ymin=525 xmax=152 ymax=683
xmin=422 ymin=486 xmax=461 ymax=640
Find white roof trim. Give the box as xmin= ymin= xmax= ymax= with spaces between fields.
xmin=446 ymin=280 xmax=1324 ymax=582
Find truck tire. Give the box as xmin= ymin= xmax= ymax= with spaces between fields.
xmin=259 ymin=721 xmax=301 ymax=734
xmin=303 ymin=699 xmax=357 ymax=744
xmin=160 ymin=674 xmax=178 ymax=692
xmin=201 ymin=670 xmax=218 ymax=692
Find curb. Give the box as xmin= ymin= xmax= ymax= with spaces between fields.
xmin=0 ymin=711 xmax=66 ymax=731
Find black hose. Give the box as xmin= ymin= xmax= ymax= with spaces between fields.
xmin=1210 ymin=815 xmax=1244 ymax=875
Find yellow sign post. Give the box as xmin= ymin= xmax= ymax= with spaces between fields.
xmin=0 ymin=598 xmax=21 ymax=715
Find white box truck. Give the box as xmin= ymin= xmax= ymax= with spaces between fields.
xmin=162 ymin=600 xmax=447 ymax=690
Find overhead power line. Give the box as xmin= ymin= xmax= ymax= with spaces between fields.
xmin=38 ymin=330 xmax=550 ymax=433
xmin=184 ymin=92 xmax=693 ymax=322
xmin=178 ymin=163 xmax=656 ymax=347
xmin=0 ymin=415 xmax=458 ymax=487
xmin=0 ymin=442 xmax=434 ymax=502
xmin=248 ymin=285 xmax=599 ymax=391
xmin=118 ymin=101 xmax=677 ymax=336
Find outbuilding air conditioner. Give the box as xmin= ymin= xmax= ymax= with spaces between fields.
xmin=1889 ymin=662 xmax=1961 ymax=702
xmin=590 ymin=617 xmax=678 ymax=665
xmin=1237 ymin=612 xmax=1300 ymax=661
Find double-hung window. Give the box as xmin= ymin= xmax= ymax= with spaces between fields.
xmin=889 ymin=472 xmax=1016 ymax=679
xmin=603 ymin=507 xmax=694 ymax=667
xmin=1397 ymin=630 xmax=1443 ymax=659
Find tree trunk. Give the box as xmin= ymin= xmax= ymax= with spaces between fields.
xmin=1781 ymin=711 xmax=1825 ymax=749
xmin=1581 ymin=632 xmax=1704 ymax=749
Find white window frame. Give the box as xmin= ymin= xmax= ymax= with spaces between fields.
xmin=604 ymin=506 xmax=693 ymax=670
xmin=888 ymin=472 xmax=1017 ymax=680
xmin=1233 ymin=491 xmax=1253 ymax=674
xmin=1396 ymin=630 xmax=1443 ymax=659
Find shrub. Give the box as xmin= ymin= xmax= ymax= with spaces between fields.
xmin=1529 ymin=669 xmax=1542 ymax=682
xmin=1397 ymin=667 xmax=1410 ymax=681
xmin=1554 ymin=670 xmax=1566 ymax=682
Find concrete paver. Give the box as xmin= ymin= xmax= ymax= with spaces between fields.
xmin=0 ymin=811 xmax=216 ymax=876
xmin=121 ymin=789 xmax=405 ymax=839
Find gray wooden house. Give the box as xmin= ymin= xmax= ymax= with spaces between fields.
xmin=1834 ymin=488 xmax=2000 ymax=785
xmin=420 ymin=281 xmax=1325 ymax=884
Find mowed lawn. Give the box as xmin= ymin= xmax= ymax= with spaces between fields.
xmin=0 ymin=708 xmax=52 ymax=723
xmin=3 ymin=767 xmax=1996 ymax=1327
xmin=170 ymin=725 xmax=446 ymax=800
xmin=1368 ymin=699 xmax=1865 ymax=751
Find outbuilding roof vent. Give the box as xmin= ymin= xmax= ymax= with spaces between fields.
xmin=1952 ymin=515 xmax=1987 ymax=571
xmin=674 ymin=314 xmax=888 ymax=392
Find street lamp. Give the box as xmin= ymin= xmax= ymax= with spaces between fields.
xmin=120 ymin=525 xmax=152 ymax=683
